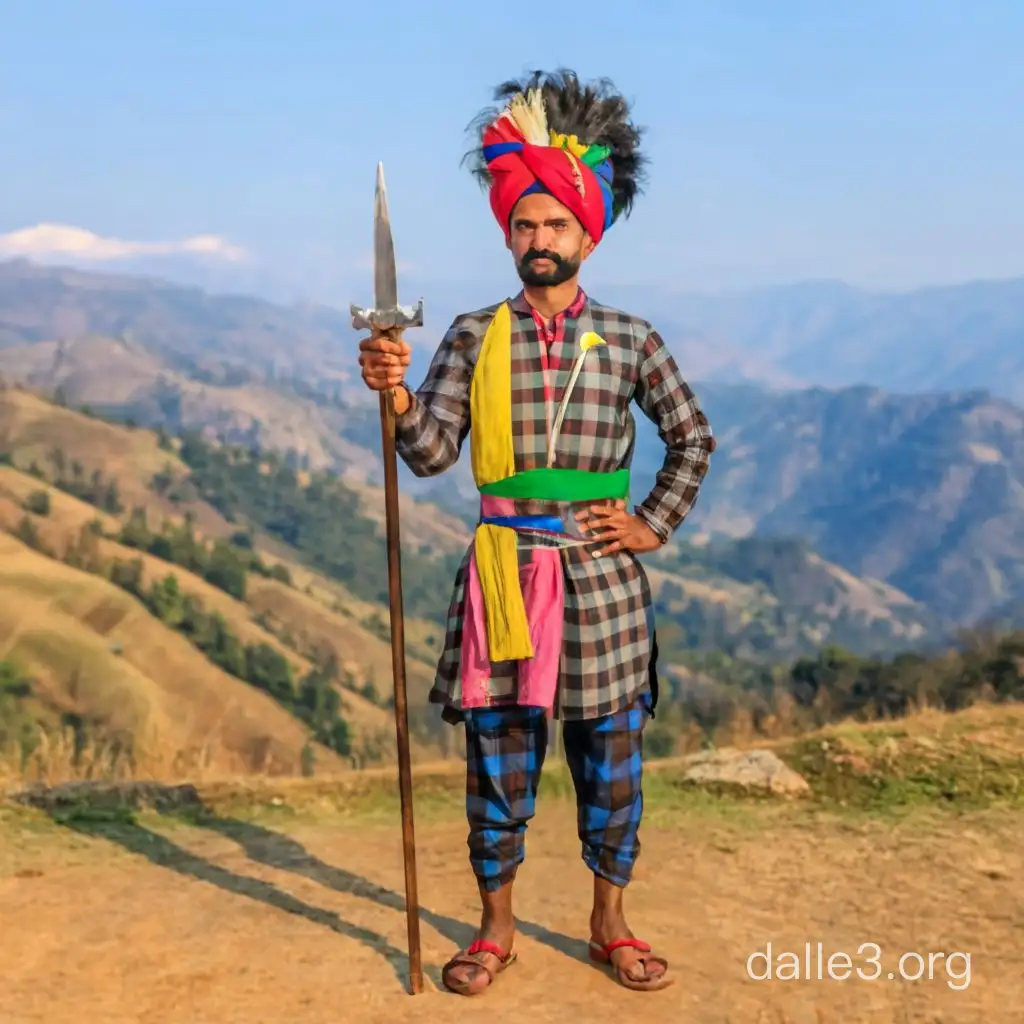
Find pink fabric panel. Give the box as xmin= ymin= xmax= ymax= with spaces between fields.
xmin=458 ymin=548 xmax=492 ymax=709
xmin=479 ymin=494 xmax=517 ymax=517
xmin=515 ymin=547 xmax=563 ymax=709
xmin=457 ymin=542 xmax=564 ymax=711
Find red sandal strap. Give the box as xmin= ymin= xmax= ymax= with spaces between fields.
xmin=466 ymin=938 xmax=511 ymax=960
xmin=600 ymin=937 xmax=652 ymax=955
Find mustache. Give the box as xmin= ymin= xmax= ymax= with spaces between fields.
xmin=521 ymin=248 xmax=565 ymax=266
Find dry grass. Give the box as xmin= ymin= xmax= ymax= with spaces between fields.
xmin=0 ymin=532 xmax=352 ymax=781
xmin=86 ymin=536 xmax=436 ymax=764
xmin=0 ymin=386 xmax=179 ymax=505
xmin=657 ymin=695 xmax=1024 ymax=761
xmin=0 ymin=464 xmax=121 ymax=535
xmin=245 ymin=576 xmax=438 ymax=697
xmin=0 ymin=385 xmax=235 ymax=538
xmin=0 ymin=730 xmax=246 ymax=791
xmin=0 ymin=395 xmax=441 ymax=772
xmin=5 ymin=696 xmax=1020 ymax=823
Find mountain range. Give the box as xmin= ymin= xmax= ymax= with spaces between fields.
xmin=0 ymin=385 xmax=946 ymax=773
xmin=656 ymin=277 xmax=1024 ymax=402
xmin=3 ymin=255 xmax=1023 ymax=400
xmin=2 ymin=257 xmax=1023 ymax=631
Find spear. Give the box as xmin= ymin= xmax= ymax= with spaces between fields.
xmin=350 ymin=162 xmax=424 ymax=995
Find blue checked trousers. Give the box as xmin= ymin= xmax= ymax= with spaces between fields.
xmin=463 ymin=694 xmax=651 ymax=892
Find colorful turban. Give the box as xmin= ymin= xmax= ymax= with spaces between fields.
xmin=479 ymin=90 xmax=617 ymax=245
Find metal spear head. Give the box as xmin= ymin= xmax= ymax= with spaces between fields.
xmin=350 ymin=162 xmax=424 ymax=333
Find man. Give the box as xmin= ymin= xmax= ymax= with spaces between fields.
xmin=358 ymin=69 xmax=715 ymax=995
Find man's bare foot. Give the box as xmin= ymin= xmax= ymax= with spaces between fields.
xmin=443 ymin=879 xmax=517 ymax=995
xmin=442 ymin=917 xmax=516 ymax=987
xmin=589 ymin=910 xmax=668 ymax=987
xmin=589 ymin=875 xmax=670 ymax=989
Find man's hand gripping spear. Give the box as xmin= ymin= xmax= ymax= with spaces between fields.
xmin=351 ymin=162 xmax=424 ymax=995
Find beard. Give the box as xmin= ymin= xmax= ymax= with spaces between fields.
xmin=516 ymin=247 xmax=581 ymax=287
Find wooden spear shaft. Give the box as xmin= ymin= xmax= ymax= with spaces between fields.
xmin=378 ymin=381 xmax=424 ymax=995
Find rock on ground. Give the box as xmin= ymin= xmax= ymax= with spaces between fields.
xmin=680 ymin=748 xmax=811 ymax=796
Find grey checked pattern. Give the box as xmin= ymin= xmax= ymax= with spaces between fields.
xmin=394 ymin=290 xmax=716 ymax=723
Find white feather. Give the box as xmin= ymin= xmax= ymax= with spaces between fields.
xmin=501 ymin=88 xmax=549 ymax=145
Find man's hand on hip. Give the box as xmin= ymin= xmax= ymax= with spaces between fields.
xmin=575 ymin=500 xmax=663 ymax=557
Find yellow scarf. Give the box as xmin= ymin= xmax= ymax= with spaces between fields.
xmin=469 ymin=301 xmax=535 ymax=661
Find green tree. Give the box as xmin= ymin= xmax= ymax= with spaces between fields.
xmin=109 ymin=557 xmax=144 ymax=596
xmin=25 ymin=490 xmax=50 ymax=516
xmin=119 ymin=507 xmax=153 ymax=550
xmin=102 ymin=479 xmax=123 ymax=514
xmin=203 ymin=540 xmax=248 ymax=600
xmin=147 ymin=575 xmax=188 ymax=628
xmin=245 ymin=644 xmax=295 ymax=703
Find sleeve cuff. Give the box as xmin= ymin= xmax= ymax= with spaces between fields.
xmin=633 ymin=504 xmax=674 ymax=545
xmin=393 ymin=385 xmax=424 ymax=440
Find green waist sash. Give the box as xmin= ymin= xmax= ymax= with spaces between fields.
xmin=478 ymin=466 xmax=630 ymax=502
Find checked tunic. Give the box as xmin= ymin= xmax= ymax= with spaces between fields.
xmin=394 ymin=288 xmax=716 ymax=724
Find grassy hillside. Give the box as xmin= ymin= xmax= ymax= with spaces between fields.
xmin=646 ymin=535 xmax=942 ymax=660
xmin=0 ymin=470 xmax=441 ymax=765
xmin=0 ymin=382 xmax=230 ymax=537
xmin=0 ymin=392 xmax=452 ymax=778
xmin=0 ymin=384 xmax=947 ymax=639
xmin=241 ymin=577 xmax=459 ymax=755
xmin=0 ymin=332 xmax=381 ymax=480
xmin=2 ymin=382 xmax=1020 ymax=786
xmin=0 ymin=532 xmax=351 ymax=781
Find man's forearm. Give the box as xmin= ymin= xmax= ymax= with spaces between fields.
xmin=632 ymin=325 xmax=717 ymax=542
xmin=391 ymin=379 xmax=469 ymax=478
xmin=634 ymin=440 xmax=714 ymax=542
xmin=385 ymin=316 xmax=475 ymax=478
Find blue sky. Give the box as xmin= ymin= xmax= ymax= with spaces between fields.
xmin=1 ymin=0 xmax=1021 ymax=304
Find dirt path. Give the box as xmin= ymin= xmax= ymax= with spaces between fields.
xmin=2 ymin=798 xmax=1022 ymax=1024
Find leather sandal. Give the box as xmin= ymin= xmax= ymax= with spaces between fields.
xmin=441 ymin=938 xmax=517 ymax=996
xmin=589 ymin=937 xmax=672 ymax=991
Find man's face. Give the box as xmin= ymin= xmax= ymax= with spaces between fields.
xmin=507 ymin=192 xmax=595 ymax=287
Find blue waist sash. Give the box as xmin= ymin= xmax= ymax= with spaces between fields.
xmin=479 ymin=514 xmax=564 ymax=534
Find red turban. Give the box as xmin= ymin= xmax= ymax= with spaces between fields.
xmin=481 ymin=116 xmax=614 ymax=246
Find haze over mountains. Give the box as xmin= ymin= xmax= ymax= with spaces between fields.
xmin=3 ymin=247 xmax=1023 ymax=401
xmin=1 ymin=256 xmax=1023 ymax=634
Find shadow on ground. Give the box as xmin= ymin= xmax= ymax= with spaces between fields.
xmin=16 ymin=781 xmax=591 ymax=994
